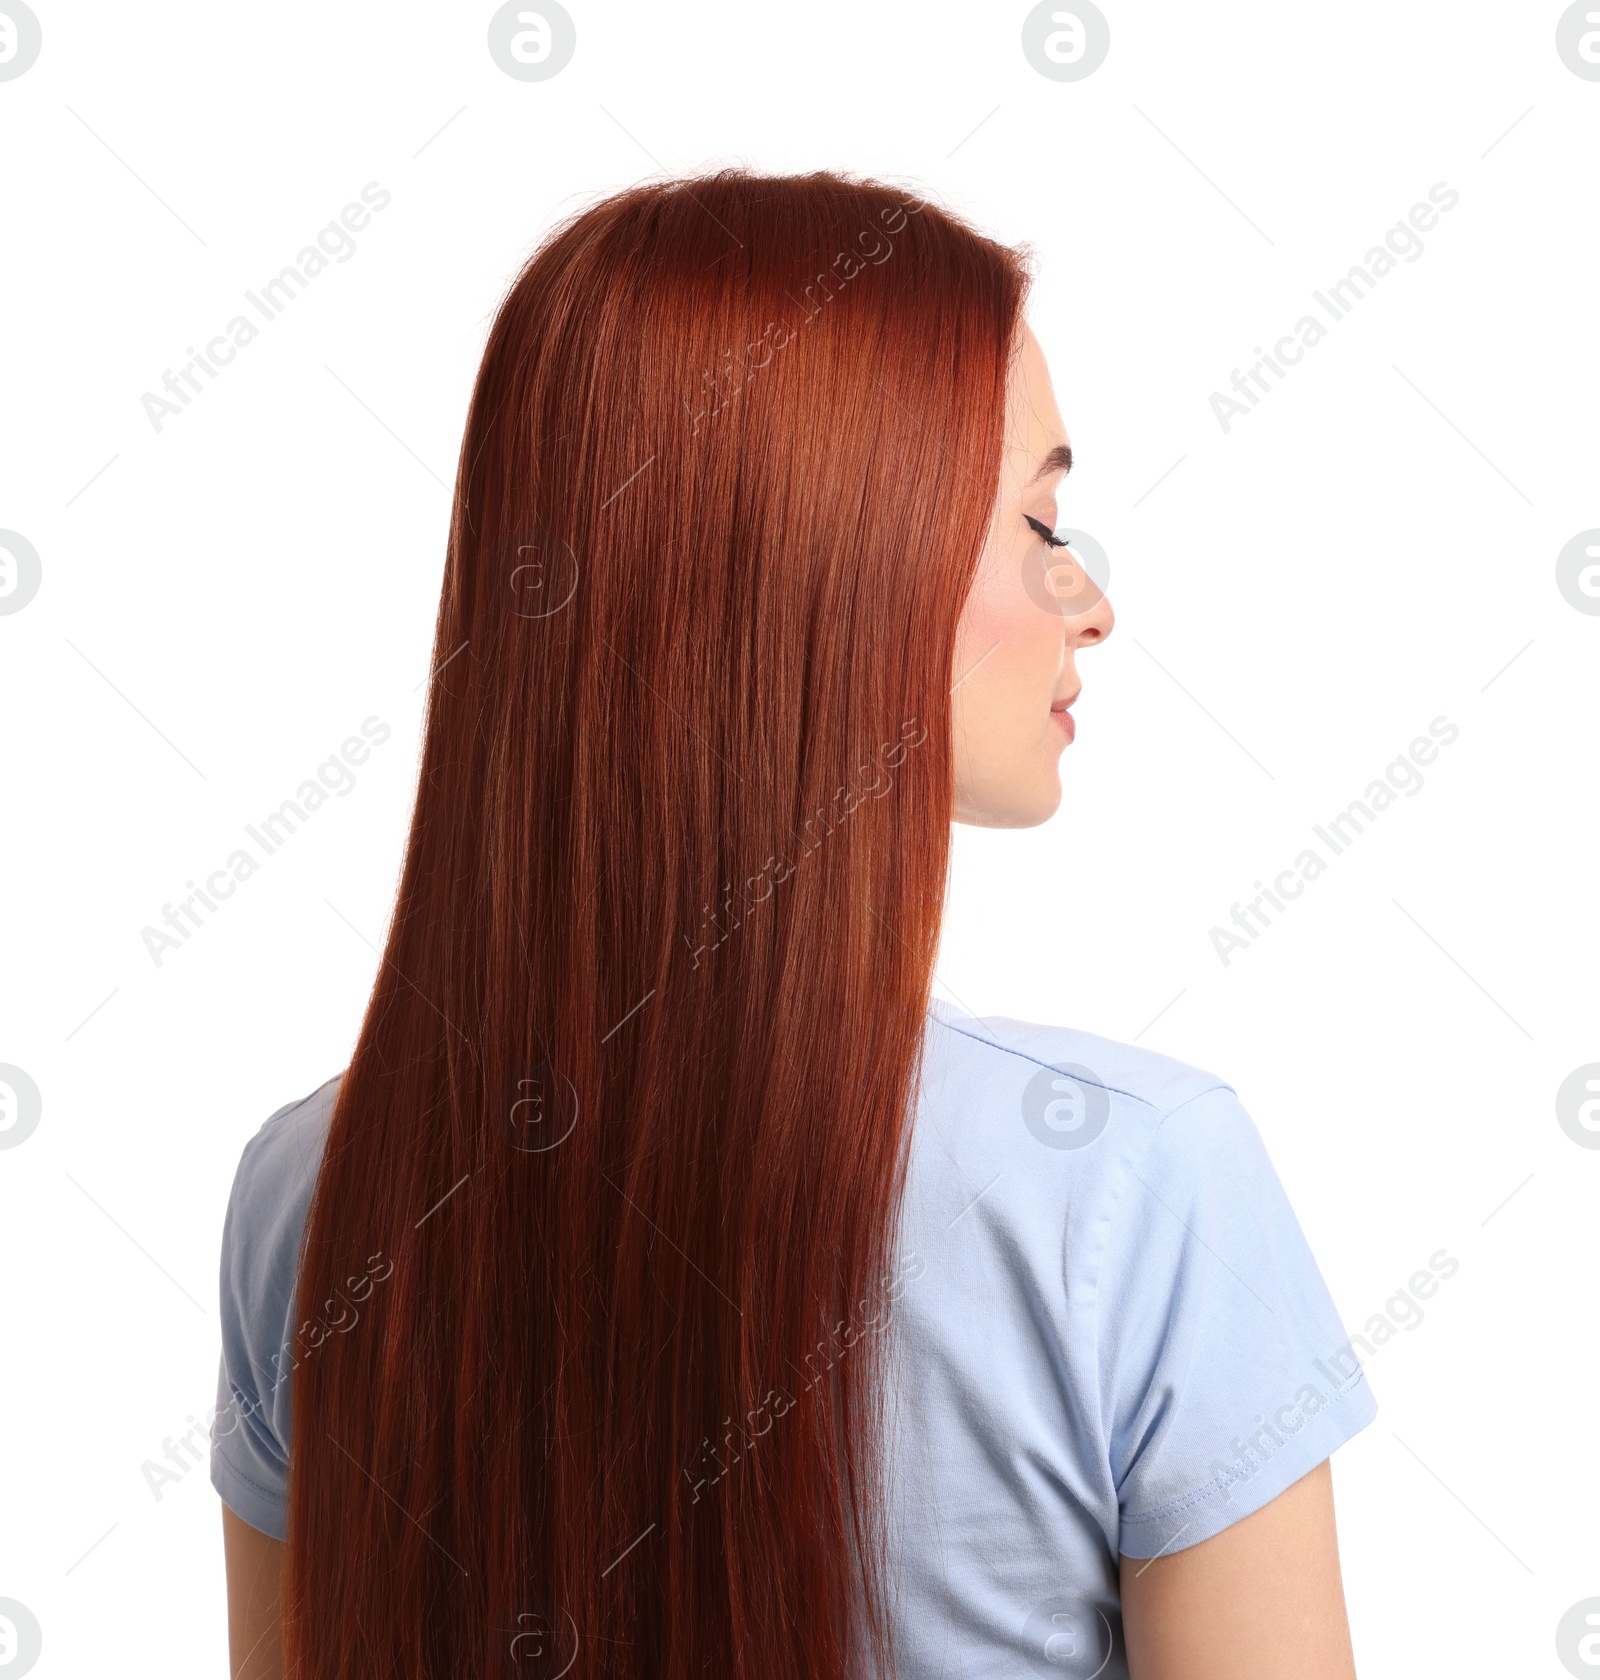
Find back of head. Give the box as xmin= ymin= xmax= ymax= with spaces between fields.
xmin=287 ymin=167 xmax=1030 ymax=1680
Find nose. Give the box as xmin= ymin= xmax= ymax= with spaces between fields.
xmin=1065 ymin=574 xmax=1114 ymax=651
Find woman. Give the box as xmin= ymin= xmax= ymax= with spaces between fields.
xmin=211 ymin=168 xmax=1375 ymax=1679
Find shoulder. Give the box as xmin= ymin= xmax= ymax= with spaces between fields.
xmin=906 ymin=1002 xmax=1268 ymax=1292
xmin=918 ymin=998 xmax=1241 ymax=1185
xmin=211 ymin=1073 xmax=345 ymax=1536
xmin=218 ymin=1074 xmax=345 ymax=1357
xmin=222 ymin=1074 xmax=344 ymax=1270
xmin=923 ymin=998 xmax=1231 ymax=1125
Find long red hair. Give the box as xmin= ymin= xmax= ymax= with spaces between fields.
xmin=286 ymin=168 xmax=1030 ymax=1679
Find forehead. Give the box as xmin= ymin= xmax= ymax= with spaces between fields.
xmin=1004 ymin=324 xmax=1070 ymax=464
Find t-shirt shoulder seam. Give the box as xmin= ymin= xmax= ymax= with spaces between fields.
xmin=263 ymin=1072 xmax=342 ymax=1134
xmin=930 ymin=1011 xmax=1232 ymax=1121
xmin=244 ymin=1074 xmax=343 ymax=1191
xmin=1107 ymin=1080 xmax=1243 ymax=1273
xmin=1149 ymin=1078 xmax=1238 ymax=1128
xmin=1084 ymin=1076 xmax=1246 ymax=1473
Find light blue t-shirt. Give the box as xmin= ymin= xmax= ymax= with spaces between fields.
xmin=211 ymin=1000 xmax=1375 ymax=1678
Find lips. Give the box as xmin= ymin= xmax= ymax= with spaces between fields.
xmin=1051 ymin=688 xmax=1080 ymax=741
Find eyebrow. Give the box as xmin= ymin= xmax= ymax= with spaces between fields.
xmin=1026 ymin=443 xmax=1073 ymax=485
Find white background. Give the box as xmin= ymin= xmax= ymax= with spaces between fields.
xmin=2 ymin=2 xmax=1596 ymax=1675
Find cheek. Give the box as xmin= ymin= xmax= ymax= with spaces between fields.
xmin=960 ymin=546 xmax=1061 ymax=666
xmin=993 ymin=583 xmax=1065 ymax=700
xmin=955 ymin=591 xmax=1064 ymax=768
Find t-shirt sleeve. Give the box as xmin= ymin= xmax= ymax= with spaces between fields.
xmin=1097 ymin=1082 xmax=1377 ymax=1558
xmin=209 ymin=1092 xmax=330 ymax=1541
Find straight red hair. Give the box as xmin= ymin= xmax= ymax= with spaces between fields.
xmin=286 ymin=168 xmax=1030 ymax=1679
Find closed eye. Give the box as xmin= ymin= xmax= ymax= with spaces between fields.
xmin=1024 ymin=514 xmax=1069 ymax=550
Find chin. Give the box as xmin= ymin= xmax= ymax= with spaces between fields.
xmin=954 ymin=762 xmax=1068 ymax=833
xmin=956 ymin=776 xmax=1063 ymax=830
xmin=1025 ymin=779 xmax=1065 ymax=827
xmin=1011 ymin=762 xmax=1066 ymax=827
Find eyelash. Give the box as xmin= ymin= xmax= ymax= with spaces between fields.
xmin=1024 ymin=514 xmax=1069 ymax=550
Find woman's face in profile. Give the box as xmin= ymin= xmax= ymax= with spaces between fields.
xmin=951 ymin=323 xmax=1114 ymax=828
